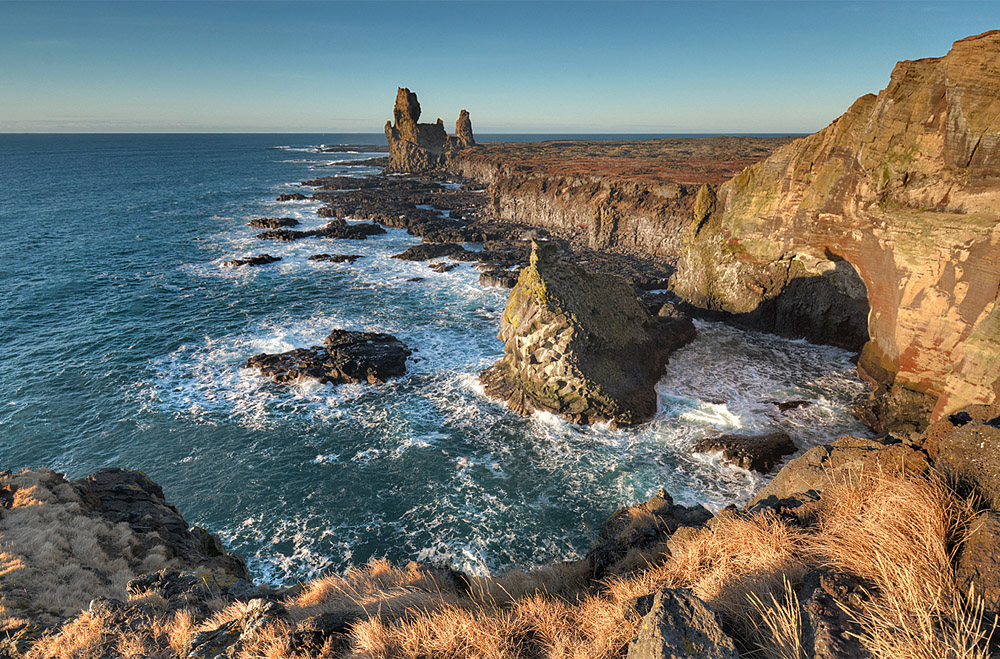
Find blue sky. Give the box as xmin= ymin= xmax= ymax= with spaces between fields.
xmin=0 ymin=1 xmax=996 ymax=133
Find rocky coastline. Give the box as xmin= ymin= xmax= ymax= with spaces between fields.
xmin=4 ymin=30 xmax=1000 ymax=659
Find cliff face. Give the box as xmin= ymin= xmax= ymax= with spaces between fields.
xmin=450 ymin=137 xmax=790 ymax=259
xmin=671 ymin=30 xmax=1000 ymax=431
xmin=384 ymin=88 xmax=475 ymax=172
xmin=480 ymin=241 xmax=695 ymax=427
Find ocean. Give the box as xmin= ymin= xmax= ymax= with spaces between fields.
xmin=0 ymin=133 xmax=868 ymax=584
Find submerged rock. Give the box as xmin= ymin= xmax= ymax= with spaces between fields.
xmin=480 ymin=241 xmax=695 ymax=427
xmin=246 ymin=329 xmax=411 ymax=386
xmin=691 ymin=431 xmax=797 ymax=473
xmin=223 ymin=254 xmax=281 ymax=267
xmin=308 ymin=253 xmax=363 ymax=263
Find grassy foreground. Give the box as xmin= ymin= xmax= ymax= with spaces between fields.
xmin=11 ymin=466 xmax=996 ymax=659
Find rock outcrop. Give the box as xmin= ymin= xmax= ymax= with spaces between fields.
xmin=480 ymin=241 xmax=695 ymax=427
xmin=671 ymin=30 xmax=1000 ymax=432
xmin=246 ymin=329 xmax=411 ymax=385
xmin=691 ymin=431 xmax=797 ymax=473
xmin=0 ymin=469 xmax=247 ymax=629
xmin=384 ymin=88 xmax=476 ymax=172
xmin=626 ymin=588 xmax=739 ymax=659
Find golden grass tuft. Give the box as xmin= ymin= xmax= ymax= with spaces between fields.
xmin=810 ymin=470 xmax=994 ymax=659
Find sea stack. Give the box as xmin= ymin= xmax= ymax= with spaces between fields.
xmin=384 ymin=87 xmax=477 ymax=172
xmin=481 ymin=241 xmax=695 ymax=427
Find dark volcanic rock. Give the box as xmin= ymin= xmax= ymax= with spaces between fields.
xmin=480 ymin=241 xmax=696 ymax=427
xmin=626 ymin=588 xmax=738 ymax=659
xmin=955 ymin=511 xmax=1000 ymax=619
xmin=249 ymin=217 xmax=300 ymax=229
xmin=308 ymin=253 xmax=363 ymax=263
xmin=255 ymin=221 xmax=385 ymax=242
xmin=246 ymin=329 xmax=411 ymax=386
xmin=255 ymin=229 xmax=309 ymax=241
xmin=588 ymin=489 xmax=711 ymax=579
xmin=276 ymin=192 xmax=307 ymax=201
xmin=313 ymin=219 xmax=386 ymax=239
xmin=797 ymin=569 xmax=872 ymax=659
xmin=429 ymin=262 xmax=458 ymax=273
xmin=479 ymin=269 xmax=519 ymax=288
xmin=691 ymin=431 xmax=798 ymax=473
xmin=222 ymin=254 xmax=281 ymax=267
xmin=392 ymin=243 xmax=469 ymax=261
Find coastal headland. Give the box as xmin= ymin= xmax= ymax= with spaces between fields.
xmin=4 ymin=30 xmax=1000 ymax=659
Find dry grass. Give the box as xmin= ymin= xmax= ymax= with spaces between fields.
xmin=747 ymin=576 xmax=805 ymax=659
xmin=12 ymin=468 xmax=998 ymax=659
xmin=0 ymin=470 xmax=174 ymax=626
xmin=809 ymin=470 xmax=994 ymax=659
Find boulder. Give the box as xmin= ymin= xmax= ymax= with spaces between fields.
xmin=188 ymin=598 xmax=291 ymax=659
xmin=627 ymin=588 xmax=739 ymax=659
xmin=588 ymin=489 xmax=711 ymax=579
xmin=927 ymin=421 xmax=1000 ymax=509
xmin=748 ymin=436 xmax=930 ymax=508
xmin=955 ymin=511 xmax=1000 ymax=615
xmin=691 ymin=431 xmax=797 ymax=473
xmin=797 ymin=569 xmax=872 ymax=659
xmin=276 ymin=192 xmax=306 ymax=201
xmin=480 ymin=240 xmax=695 ymax=427
xmin=246 ymin=329 xmax=411 ymax=386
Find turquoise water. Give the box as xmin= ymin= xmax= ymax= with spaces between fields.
xmin=0 ymin=134 xmax=868 ymax=584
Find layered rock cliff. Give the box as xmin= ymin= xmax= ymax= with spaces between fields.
xmin=480 ymin=241 xmax=695 ymax=427
xmin=671 ymin=30 xmax=1000 ymax=431
xmin=384 ymin=88 xmax=475 ymax=172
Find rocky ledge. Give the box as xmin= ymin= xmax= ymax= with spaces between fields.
xmin=246 ymin=329 xmax=411 ymax=385
xmin=480 ymin=240 xmax=695 ymax=427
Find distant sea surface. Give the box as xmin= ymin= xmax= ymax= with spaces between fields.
xmin=0 ymin=133 xmax=864 ymax=584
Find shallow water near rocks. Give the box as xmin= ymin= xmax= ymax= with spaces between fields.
xmin=0 ymin=134 xmax=870 ymax=584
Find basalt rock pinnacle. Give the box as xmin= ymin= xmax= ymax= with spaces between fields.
xmin=481 ymin=241 xmax=695 ymax=427
xmin=671 ymin=29 xmax=1000 ymax=432
xmin=384 ymin=88 xmax=476 ymax=172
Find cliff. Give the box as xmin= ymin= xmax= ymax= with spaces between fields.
xmin=671 ymin=30 xmax=1000 ymax=431
xmin=480 ymin=241 xmax=695 ymax=427
xmin=384 ymin=88 xmax=475 ymax=172
xmin=450 ymin=137 xmax=792 ymax=259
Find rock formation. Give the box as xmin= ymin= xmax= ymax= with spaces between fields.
xmin=0 ymin=468 xmax=247 ymax=629
xmin=246 ymin=329 xmax=411 ymax=385
xmin=671 ymin=30 xmax=1000 ymax=432
xmin=480 ymin=241 xmax=695 ymax=427
xmin=384 ymin=88 xmax=476 ymax=172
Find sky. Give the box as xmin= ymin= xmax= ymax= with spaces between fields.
xmin=0 ymin=0 xmax=996 ymax=134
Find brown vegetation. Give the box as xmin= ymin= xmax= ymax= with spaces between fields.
xmin=13 ymin=466 xmax=995 ymax=659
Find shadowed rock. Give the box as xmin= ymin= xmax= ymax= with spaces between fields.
xmin=691 ymin=431 xmax=797 ymax=473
